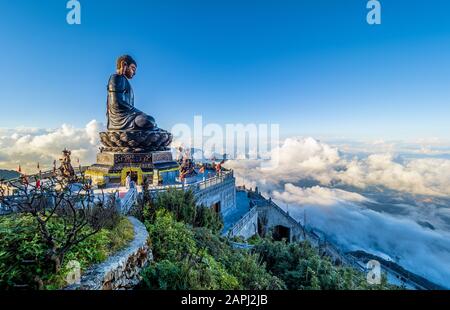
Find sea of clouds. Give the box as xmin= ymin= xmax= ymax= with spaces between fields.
xmin=0 ymin=121 xmax=449 ymax=287
xmin=0 ymin=120 xmax=103 ymax=172
xmin=225 ymin=137 xmax=450 ymax=288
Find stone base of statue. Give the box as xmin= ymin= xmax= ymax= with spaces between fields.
xmin=99 ymin=128 xmax=173 ymax=153
xmin=85 ymin=150 xmax=179 ymax=187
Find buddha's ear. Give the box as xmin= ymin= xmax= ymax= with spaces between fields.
xmin=118 ymin=60 xmax=128 ymax=75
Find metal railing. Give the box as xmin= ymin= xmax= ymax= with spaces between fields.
xmin=2 ymin=168 xmax=235 ymax=216
xmin=147 ymin=170 xmax=234 ymax=195
xmin=229 ymin=241 xmax=255 ymax=250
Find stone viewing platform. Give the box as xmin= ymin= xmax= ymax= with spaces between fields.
xmin=99 ymin=169 xmax=237 ymax=217
xmin=1 ymin=164 xmax=238 ymax=219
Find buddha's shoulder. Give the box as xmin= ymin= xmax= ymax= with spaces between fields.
xmin=108 ymin=73 xmax=127 ymax=83
xmin=108 ymin=74 xmax=128 ymax=91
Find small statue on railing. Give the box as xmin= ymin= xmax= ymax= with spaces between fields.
xmin=178 ymin=147 xmax=197 ymax=181
xmin=58 ymin=149 xmax=75 ymax=181
xmin=180 ymin=158 xmax=197 ymax=180
xmin=213 ymin=158 xmax=226 ymax=176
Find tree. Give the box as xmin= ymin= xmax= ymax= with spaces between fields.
xmin=0 ymin=173 xmax=118 ymax=289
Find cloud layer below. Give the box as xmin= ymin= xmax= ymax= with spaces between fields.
xmin=272 ymin=184 xmax=450 ymax=288
xmin=226 ymin=137 xmax=450 ymax=197
xmin=0 ymin=120 xmax=103 ymax=173
xmin=225 ymin=137 xmax=450 ymax=288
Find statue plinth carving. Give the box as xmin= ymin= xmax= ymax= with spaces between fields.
xmin=96 ymin=151 xmax=174 ymax=166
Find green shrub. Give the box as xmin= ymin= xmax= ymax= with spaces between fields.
xmin=140 ymin=210 xmax=239 ymax=290
xmin=143 ymin=188 xmax=223 ymax=233
xmin=107 ymin=217 xmax=135 ymax=253
xmin=253 ymin=238 xmax=394 ymax=290
xmin=0 ymin=214 xmax=134 ymax=290
xmin=138 ymin=188 xmax=395 ymax=290
xmin=193 ymin=227 xmax=285 ymax=290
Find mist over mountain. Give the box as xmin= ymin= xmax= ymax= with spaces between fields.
xmin=225 ymin=137 xmax=450 ymax=288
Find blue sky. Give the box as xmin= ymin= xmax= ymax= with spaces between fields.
xmin=1 ymin=0 xmax=450 ymax=140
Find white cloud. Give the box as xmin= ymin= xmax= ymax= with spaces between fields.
xmin=0 ymin=120 xmax=104 ymax=173
xmin=324 ymin=137 xmax=450 ymax=157
xmin=225 ymin=137 xmax=450 ymax=196
xmin=271 ymin=183 xmax=450 ymax=288
xmin=225 ymin=137 xmax=450 ymax=288
xmin=338 ymin=154 xmax=444 ymax=196
xmin=273 ymin=184 xmax=368 ymax=206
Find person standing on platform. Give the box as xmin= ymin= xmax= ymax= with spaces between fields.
xmin=125 ymin=173 xmax=131 ymax=189
xmin=199 ymin=164 xmax=206 ymax=181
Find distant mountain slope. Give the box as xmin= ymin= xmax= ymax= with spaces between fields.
xmin=0 ymin=169 xmax=20 ymax=181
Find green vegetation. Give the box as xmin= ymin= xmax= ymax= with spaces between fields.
xmin=138 ymin=188 xmax=395 ymax=290
xmin=139 ymin=209 xmax=283 ymax=289
xmin=144 ymin=188 xmax=223 ymax=233
xmin=0 ymin=184 xmax=396 ymax=290
xmin=0 ymin=215 xmax=134 ymax=290
xmin=253 ymin=239 xmax=393 ymax=290
xmin=138 ymin=188 xmax=283 ymax=290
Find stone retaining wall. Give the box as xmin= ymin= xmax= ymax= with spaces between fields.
xmin=65 ymin=216 xmax=151 ymax=290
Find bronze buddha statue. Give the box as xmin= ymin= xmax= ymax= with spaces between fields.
xmin=99 ymin=55 xmax=172 ymax=153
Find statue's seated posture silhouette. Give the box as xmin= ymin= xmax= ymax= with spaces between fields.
xmin=100 ymin=55 xmax=172 ymax=153
xmin=107 ymin=55 xmax=156 ymax=131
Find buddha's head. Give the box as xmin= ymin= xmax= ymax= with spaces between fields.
xmin=116 ymin=55 xmax=137 ymax=79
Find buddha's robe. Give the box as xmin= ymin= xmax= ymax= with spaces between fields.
xmin=106 ymin=74 xmax=156 ymax=131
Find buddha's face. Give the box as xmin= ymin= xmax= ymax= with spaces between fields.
xmin=124 ymin=63 xmax=137 ymax=79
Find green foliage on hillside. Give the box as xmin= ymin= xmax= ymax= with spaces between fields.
xmin=138 ymin=189 xmax=283 ymax=290
xmin=0 ymin=215 xmax=134 ymax=290
xmin=253 ymin=239 xmax=394 ymax=290
xmin=140 ymin=210 xmax=239 ymax=289
xmin=142 ymin=188 xmax=223 ymax=233
xmin=138 ymin=189 xmax=396 ymax=290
